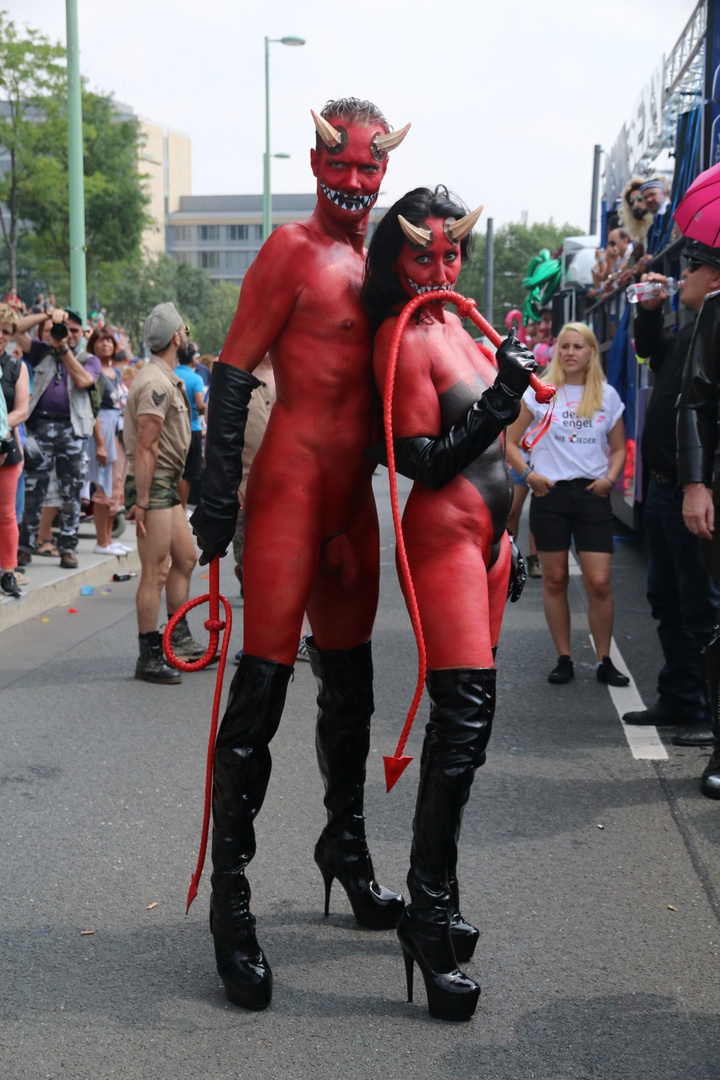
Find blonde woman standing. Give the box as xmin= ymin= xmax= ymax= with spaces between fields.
xmin=506 ymin=323 xmax=629 ymax=686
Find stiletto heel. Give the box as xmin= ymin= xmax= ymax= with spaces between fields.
xmin=397 ymin=668 xmax=495 ymax=1021
xmin=315 ymin=843 xmax=404 ymax=928
xmin=397 ymin=910 xmax=479 ymax=1021
xmin=307 ymin=638 xmax=404 ymax=929
xmin=319 ymin=864 xmax=334 ymax=917
xmin=402 ymin=945 xmax=414 ymax=1002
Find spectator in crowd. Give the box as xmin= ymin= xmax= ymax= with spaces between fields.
xmin=676 ymin=242 xmax=720 ymax=798
xmin=641 ymin=176 xmax=668 ymax=218
xmin=589 ymin=228 xmax=631 ymax=298
xmin=533 ymin=308 xmax=556 ymax=368
xmin=619 ymin=178 xmax=653 ymax=254
xmin=123 ymin=302 xmax=203 ymax=683
xmin=0 ymin=303 xmax=31 ymax=597
xmin=86 ymin=326 xmax=129 ymax=556
xmin=621 ymin=246 xmax=719 ymax=748
xmin=14 ymin=307 xmax=99 ymax=569
xmin=174 ymin=349 xmax=205 ymax=509
xmin=4 ymin=288 xmax=26 ymax=316
xmin=506 ymin=322 xmax=629 ymax=687
xmin=194 ymin=351 xmax=212 ymax=388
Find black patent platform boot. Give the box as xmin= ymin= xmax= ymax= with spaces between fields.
xmin=398 ymin=668 xmax=495 ymax=1020
xmin=210 ymin=653 xmax=293 ymax=1009
xmin=306 ymin=636 xmax=404 ymax=929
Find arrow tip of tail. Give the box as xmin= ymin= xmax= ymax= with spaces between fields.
xmin=185 ymin=878 xmax=199 ymax=915
xmin=383 ymin=754 xmax=413 ymax=792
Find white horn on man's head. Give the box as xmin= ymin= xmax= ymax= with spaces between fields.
xmin=445 ymin=205 xmax=484 ymax=243
xmin=371 ymin=122 xmax=411 ymax=157
xmin=398 ymin=215 xmax=432 ymax=248
xmin=311 ymin=109 xmax=343 ymax=148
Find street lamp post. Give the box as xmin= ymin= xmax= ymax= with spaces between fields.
xmin=263 ymin=35 xmax=305 ymax=242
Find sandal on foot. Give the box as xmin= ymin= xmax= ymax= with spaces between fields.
xmin=37 ymin=540 xmax=59 ymax=557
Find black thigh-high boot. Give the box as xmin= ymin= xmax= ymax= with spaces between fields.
xmin=306 ymin=636 xmax=404 ymax=929
xmin=397 ymin=668 xmax=495 ymax=1021
xmin=702 ymin=626 xmax=720 ymax=799
xmin=445 ymin=647 xmax=497 ymax=963
xmin=210 ymin=654 xmax=293 ymax=1009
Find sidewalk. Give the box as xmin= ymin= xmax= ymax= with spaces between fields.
xmin=0 ymin=519 xmax=141 ymax=633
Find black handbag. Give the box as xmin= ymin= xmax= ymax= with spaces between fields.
xmin=0 ymin=429 xmax=23 ymax=467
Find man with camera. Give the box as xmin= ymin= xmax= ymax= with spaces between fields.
xmin=14 ymin=306 xmax=100 ymax=569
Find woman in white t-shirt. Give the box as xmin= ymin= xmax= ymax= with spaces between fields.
xmin=506 ymin=322 xmax=629 ymax=687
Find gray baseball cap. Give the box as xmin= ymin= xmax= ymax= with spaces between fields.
xmin=144 ymin=301 xmax=184 ymax=353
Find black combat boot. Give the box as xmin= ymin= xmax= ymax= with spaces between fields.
xmin=135 ymin=631 xmax=181 ymax=684
xmin=396 ymin=668 xmax=495 ymax=1021
xmin=306 ymin=636 xmax=404 ymax=929
xmin=210 ymin=654 xmax=293 ymax=1009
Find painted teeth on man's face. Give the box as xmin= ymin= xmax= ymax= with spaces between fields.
xmin=407 ymin=279 xmax=453 ymax=295
xmin=320 ymin=183 xmax=377 ymax=211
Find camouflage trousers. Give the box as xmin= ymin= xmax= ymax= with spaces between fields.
xmin=19 ymin=415 xmax=88 ymax=554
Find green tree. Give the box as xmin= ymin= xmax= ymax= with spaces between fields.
xmin=193 ymin=280 xmax=240 ymax=354
xmin=0 ymin=12 xmax=151 ymax=301
xmin=106 ymin=253 xmax=218 ymax=350
xmin=458 ymin=219 xmax=582 ymax=336
xmin=21 ymin=91 xmax=151 ymax=290
xmin=0 ymin=11 xmax=65 ymax=290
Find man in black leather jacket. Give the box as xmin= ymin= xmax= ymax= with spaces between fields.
xmin=677 ymin=243 xmax=720 ymax=800
xmin=622 ymin=244 xmax=719 ymax=751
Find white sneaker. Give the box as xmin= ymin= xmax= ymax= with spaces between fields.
xmin=112 ymin=542 xmax=132 ymax=553
xmin=94 ymin=543 xmax=117 ymax=555
xmin=94 ymin=542 xmax=127 ymax=556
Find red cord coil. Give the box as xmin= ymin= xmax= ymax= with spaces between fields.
xmin=163 ymin=556 xmax=233 ymax=912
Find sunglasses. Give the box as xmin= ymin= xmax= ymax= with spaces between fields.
xmin=628 ymin=195 xmax=645 ymax=206
xmin=684 ymin=258 xmax=706 ymax=273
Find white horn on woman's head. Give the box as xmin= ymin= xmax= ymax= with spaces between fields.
xmin=445 ymin=205 xmax=484 ymax=243
xmin=398 ymin=215 xmax=432 ymax=248
xmin=311 ymin=109 xmax=343 ymax=149
xmin=371 ymin=122 xmax=411 ymax=158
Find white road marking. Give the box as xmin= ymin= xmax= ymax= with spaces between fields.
xmin=590 ymin=633 xmax=668 ymax=760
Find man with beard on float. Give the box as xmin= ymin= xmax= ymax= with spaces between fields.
xmin=190 ymin=99 xmax=410 ymax=1010
xmin=362 ymin=187 xmax=537 ymax=1020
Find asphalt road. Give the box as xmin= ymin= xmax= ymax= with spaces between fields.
xmin=1 ymin=474 xmax=718 ymax=1080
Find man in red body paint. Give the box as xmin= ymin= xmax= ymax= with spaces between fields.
xmin=191 ymin=99 xmax=409 ymax=1010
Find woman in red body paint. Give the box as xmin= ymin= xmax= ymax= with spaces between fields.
xmin=363 ymin=186 xmax=537 ymax=1021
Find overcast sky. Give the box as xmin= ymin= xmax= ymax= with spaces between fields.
xmin=14 ymin=0 xmax=694 ymax=231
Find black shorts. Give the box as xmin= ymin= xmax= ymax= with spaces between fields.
xmin=182 ymin=430 xmax=203 ymax=482
xmin=529 ymin=478 xmax=614 ymax=554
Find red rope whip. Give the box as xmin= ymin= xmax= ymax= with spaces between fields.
xmin=382 ymin=290 xmax=555 ymax=792
xmin=163 ymin=556 xmax=233 ymax=912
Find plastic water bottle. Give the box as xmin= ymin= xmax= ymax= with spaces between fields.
xmin=626 ymin=278 xmax=679 ymax=303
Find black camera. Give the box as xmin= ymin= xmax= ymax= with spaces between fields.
xmin=50 ymin=321 xmax=69 ymax=342
xmin=0 ymin=434 xmax=15 ymax=456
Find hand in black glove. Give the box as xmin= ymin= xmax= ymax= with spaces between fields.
xmin=189 ymin=363 xmax=260 ymax=566
xmin=495 ymin=333 xmax=538 ymax=398
xmin=507 ymin=532 xmax=527 ymax=603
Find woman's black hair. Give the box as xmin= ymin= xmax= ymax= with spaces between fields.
xmin=362 ymin=185 xmax=474 ymax=330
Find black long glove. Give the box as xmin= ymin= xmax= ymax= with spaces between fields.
xmin=507 ymin=533 xmax=526 ymax=603
xmin=368 ymin=333 xmax=537 ymax=490
xmin=190 ymin=362 xmax=261 ymax=565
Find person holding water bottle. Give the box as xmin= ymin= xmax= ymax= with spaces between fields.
xmin=620 ymin=242 xmax=720 ymax=744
